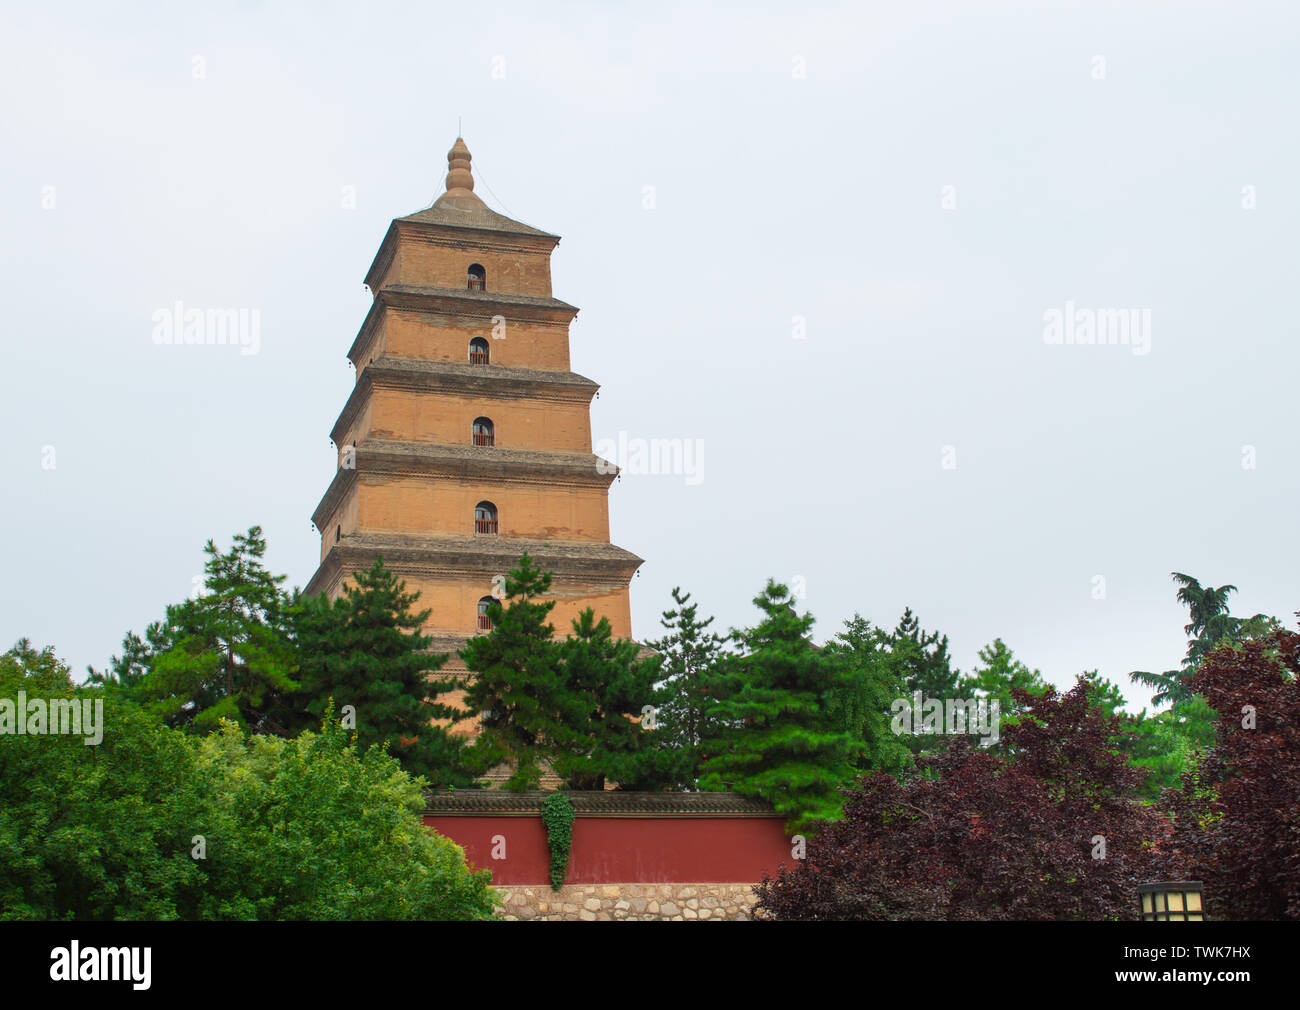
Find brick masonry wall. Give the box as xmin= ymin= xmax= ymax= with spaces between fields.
xmin=496 ymin=883 xmax=759 ymax=921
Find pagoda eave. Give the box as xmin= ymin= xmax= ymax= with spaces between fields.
xmin=310 ymin=443 xmax=617 ymax=530
xmin=329 ymin=358 xmax=600 ymax=447
xmin=305 ymin=534 xmax=644 ymax=598
xmin=349 ymin=284 xmax=578 ymax=366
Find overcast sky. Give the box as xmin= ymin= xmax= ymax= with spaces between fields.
xmin=3 ymin=0 xmax=1296 ymax=710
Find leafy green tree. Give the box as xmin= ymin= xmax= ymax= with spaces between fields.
xmin=458 ymin=553 xmax=565 ymax=790
xmin=645 ymin=587 xmax=728 ymax=789
xmin=823 ymin=616 xmax=911 ymax=775
xmin=104 ymin=527 xmax=299 ymax=734
xmin=551 ymin=609 xmax=665 ymax=790
xmin=699 ymin=581 xmax=862 ymax=832
xmin=0 ymin=640 xmax=205 ymax=920
xmin=0 ymin=639 xmax=497 ymax=921
xmin=291 ymin=557 xmax=472 ymax=788
xmin=191 ymin=718 xmax=495 ymax=920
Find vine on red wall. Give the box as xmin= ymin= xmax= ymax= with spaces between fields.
xmin=541 ymin=793 xmax=575 ymax=891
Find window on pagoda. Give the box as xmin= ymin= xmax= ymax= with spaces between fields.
xmin=474 ymin=501 xmax=498 ymax=535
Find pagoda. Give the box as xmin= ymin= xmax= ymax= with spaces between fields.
xmin=306 ymin=138 xmax=643 ymax=727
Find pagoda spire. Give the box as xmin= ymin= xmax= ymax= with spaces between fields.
xmin=445 ymin=137 xmax=474 ymax=194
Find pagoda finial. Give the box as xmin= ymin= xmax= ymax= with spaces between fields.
xmin=445 ymin=137 xmax=474 ymax=193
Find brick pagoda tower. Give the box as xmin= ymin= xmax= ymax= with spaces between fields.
xmin=306 ymin=137 xmax=643 ymax=725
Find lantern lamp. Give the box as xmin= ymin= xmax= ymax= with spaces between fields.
xmin=1138 ymin=881 xmax=1205 ymax=921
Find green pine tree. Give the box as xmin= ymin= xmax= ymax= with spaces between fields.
xmin=121 ymin=527 xmax=299 ymax=734
xmin=823 ymin=615 xmax=912 ymax=775
xmin=291 ymin=557 xmax=473 ymax=788
xmin=458 ymin=553 xmax=565 ymax=791
xmin=645 ymin=587 xmax=728 ymax=789
xmin=887 ymin=607 xmax=959 ymax=756
xmin=551 ymin=608 xmax=665 ymax=790
xmin=956 ymin=638 xmax=1050 ymax=733
xmin=699 ymin=580 xmax=862 ymax=833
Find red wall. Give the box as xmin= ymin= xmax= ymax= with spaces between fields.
xmin=424 ymin=815 xmax=793 ymax=885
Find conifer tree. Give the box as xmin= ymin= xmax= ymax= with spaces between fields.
xmin=551 ymin=608 xmax=664 ymax=790
xmin=823 ymin=615 xmax=912 ymax=775
xmin=86 ymin=623 xmax=166 ymax=691
xmin=458 ymin=553 xmax=564 ymax=790
xmin=956 ymin=638 xmax=1050 ymax=732
xmin=889 ymin=607 xmax=959 ymax=698
xmin=888 ymin=607 xmax=959 ymax=756
xmin=122 ymin=527 xmax=299 ymax=734
xmin=291 ymin=557 xmax=472 ymax=788
xmin=645 ymin=587 xmax=728 ymax=789
xmin=699 ymin=580 xmax=862 ymax=832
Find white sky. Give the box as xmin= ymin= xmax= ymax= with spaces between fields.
xmin=2 ymin=0 xmax=1296 ymax=711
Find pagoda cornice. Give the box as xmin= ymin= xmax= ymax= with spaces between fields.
xmin=310 ymin=439 xmax=616 ymax=530
xmin=349 ymin=285 xmax=578 ymax=363
xmin=330 ymin=357 xmax=599 ymax=446
xmin=305 ymin=532 xmax=644 ymax=598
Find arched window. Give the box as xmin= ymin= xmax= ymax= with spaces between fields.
xmin=469 ymin=337 xmax=489 ymax=365
xmin=472 ymin=417 xmax=495 ymax=447
xmin=467 ymin=263 xmax=486 ymax=291
xmin=477 ymin=596 xmax=496 ymax=632
xmin=474 ymin=500 xmax=498 ymax=535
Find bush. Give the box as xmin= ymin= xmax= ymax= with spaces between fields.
xmin=0 ymin=640 xmax=495 ymax=921
xmin=1156 ymin=627 xmax=1300 ymax=919
xmin=754 ymin=680 xmax=1162 ymax=920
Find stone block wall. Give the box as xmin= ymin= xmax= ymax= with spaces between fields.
xmin=495 ymin=883 xmax=758 ymax=921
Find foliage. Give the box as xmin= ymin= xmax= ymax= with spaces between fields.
xmin=889 ymin=607 xmax=959 ymax=698
xmin=290 ymin=558 xmax=472 ymax=788
xmin=754 ymin=680 xmax=1163 ymax=920
xmin=1154 ymin=625 xmax=1300 ymax=919
xmin=698 ymin=581 xmax=862 ymax=833
xmin=95 ymin=527 xmax=300 ymax=734
xmin=1121 ymin=697 xmax=1216 ymax=802
xmin=0 ymin=640 xmax=495 ymax=921
xmin=957 ymin=638 xmax=1051 ymax=734
xmin=822 ymin=616 xmax=911 ymax=776
xmin=887 ymin=608 xmax=959 ymax=756
xmin=458 ymin=553 xmax=564 ymax=790
xmin=190 ymin=717 xmax=495 ymax=920
xmin=645 ymin=587 xmax=728 ymax=789
xmin=0 ymin=640 xmax=207 ymax=920
xmin=1130 ymin=572 xmax=1275 ymax=707
xmin=551 ymin=608 xmax=666 ymax=791
xmin=540 ymin=792 xmax=575 ymax=892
